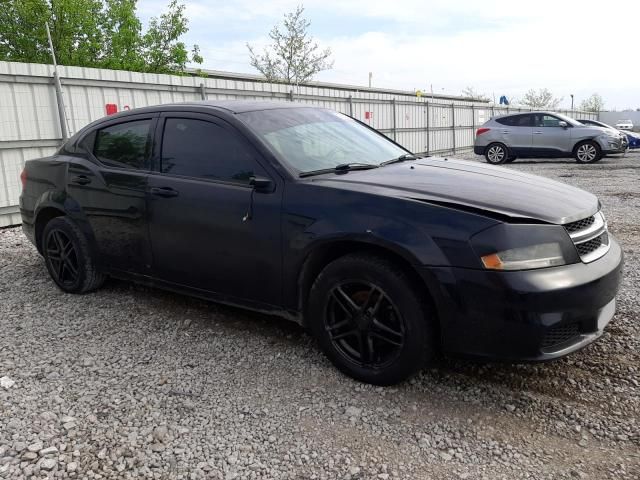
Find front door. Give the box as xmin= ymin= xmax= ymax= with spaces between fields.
xmin=532 ymin=114 xmax=572 ymax=154
xmin=146 ymin=113 xmax=282 ymax=306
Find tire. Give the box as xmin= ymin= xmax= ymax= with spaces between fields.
xmin=42 ymin=216 xmax=106 ymax=294
xmin=484 ymin=143 xmax=509 ymax=164
xmin=307 ymin=253 xmax=436 ymax=385
xmin=574 ymin=141 xmax=602 ymax=163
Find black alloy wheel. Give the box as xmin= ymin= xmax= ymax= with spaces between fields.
xmin=308 ymin=253 xmax=436 ymax=385
xmin=42 ymin=216 xmax=106 ymax=293
xmin=45 ymin=229 xmax=80 ymax=288
xmin=325 ymin=281 xmax=405 ymax=369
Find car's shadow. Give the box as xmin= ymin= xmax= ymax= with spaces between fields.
xmin=101 ymin=277 xmax=575 ymax=394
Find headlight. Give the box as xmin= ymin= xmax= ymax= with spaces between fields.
xmin=480 ymin=242 xmax=566 ymax=270
xmin=471 ymin=223 xmax=580 ymax=271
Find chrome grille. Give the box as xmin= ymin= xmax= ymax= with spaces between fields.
xmin=564 ymin=216 xmax=595 ymax=233
xmin=564 ymin=212 xmax=610 ymax=263
xmin=576 ymin=232 xmax=607 ymax=257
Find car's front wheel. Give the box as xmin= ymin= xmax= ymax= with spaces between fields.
xmin=42 ymin=216 xmax=106 ymax=294
xmin=574 ymin=141 xmax=602 ymax=163
xmin=485 ymin=143 xmax=509 ymax=164
xmin=307 ymin=254 xmax=436 ymax=385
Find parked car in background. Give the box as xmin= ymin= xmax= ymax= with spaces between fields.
xmin=615 ymin=119 xmax=634 ymax=131
xmin=474 ymin=112 xmax=627 ymax=164
xmin=625 ymin=131 xmax=640 ymax=149
xmin=19 ymin=101 xmax=624 ymax=385
xmin=578 ymin=119 xmax=629 ymax=150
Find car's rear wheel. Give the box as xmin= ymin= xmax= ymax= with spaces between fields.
xmin=574 ymin=141 xmax=602 ymax=163
xmin=485 ymin=143 xmax=509 ymax=164
xmin=42 ymin=217 xmax=105 ymax=294
xmin=307 ymin=254 xmax=436 ymax=385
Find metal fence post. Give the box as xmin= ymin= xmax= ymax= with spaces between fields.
xmin=491 ymin=105 xmax=495 ymax=119
xmin=348 ymin=95 xmax=353 ymax=117
xmin=391 ymin=99 xmax=397 ymax=141
xmin=199 ymin=83 xmax=206 ymax=100
xmin=52 ymin=72 xmax=69 ymax=141
xmin=289 ymin=90 xmax=294 ymax=102
xmin=451 ymin=103 xmax=456 ymax=154
xmin=426 ymin=101 xmax=430 ymax=155
xmin=471 ymin=104 xmax=475 ymax=134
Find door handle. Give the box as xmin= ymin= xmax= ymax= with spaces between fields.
xmin=150 ymin=187 xmax=179 ymax=198
xmin=501 ymin=130 xmax=510 ymax=134
xmin=533 ymin=131 xmax=543 ymax=134
xmin=71 ymin=175 xmax=91 ymax=185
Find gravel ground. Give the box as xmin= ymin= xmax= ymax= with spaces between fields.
xmin=1 ymin=151 xmax=639 ymax=480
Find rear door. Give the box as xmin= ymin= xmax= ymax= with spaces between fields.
xmin=146 ymin=112 xmax=283 ymax=305
xmin=532 ymin=114 xmax=572 ymax=154
xmin=495 ymin=114 xmax=533 ymax=154
xmin=67 ymin=114 xmax=157 ymax=274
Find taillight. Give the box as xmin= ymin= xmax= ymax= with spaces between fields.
xmin=476 ymin=128 xmax=491 ymax=136
xmin=20 ymin=168 xmax=27 ymax=190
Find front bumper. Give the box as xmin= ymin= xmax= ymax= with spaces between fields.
xmin=600 ymin=136 xmax=627 ymax=154
xmin=422 ymin=237 xmax=623 ymax=361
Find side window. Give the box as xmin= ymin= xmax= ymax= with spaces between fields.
xmin=160 ymin=118 xmax=265 ymax=184
xmin=514 ymin=114 xmax=533 ymax=127
xmin=537 ymin=115 xmax=562 ymax=128
xmin=496 ymin=115 xmax=532 ymax=127
xmin=78 ymin=130 xmax=96 ymax=154
xmin=496 ymin=116 xmax=515 ymax=126
xmin=94 ymin=120 xmax=151 ymax=169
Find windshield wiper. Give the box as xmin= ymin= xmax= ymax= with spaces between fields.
xmin=380 ymin=153 xmax=419 ymax=166
xmin=299 ymin=163 xmax=379 ymax=178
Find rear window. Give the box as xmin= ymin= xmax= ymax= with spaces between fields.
xmin=93 ymin=120 xmax=152 ymax=170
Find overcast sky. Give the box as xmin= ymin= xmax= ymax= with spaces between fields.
xmin=138 ymin=0 xmax=640 ymax=110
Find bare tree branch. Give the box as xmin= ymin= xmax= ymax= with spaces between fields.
xmin=247 ymin=5 xmax=333 ymax=85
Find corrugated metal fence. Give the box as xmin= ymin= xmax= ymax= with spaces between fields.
xmin=0 ymin=61 xmax=598 ymax=227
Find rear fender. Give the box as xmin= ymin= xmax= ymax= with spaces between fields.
xmin=33 ymin=189 xmax=98 ymax=255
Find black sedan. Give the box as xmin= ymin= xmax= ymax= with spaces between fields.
xmin=19 ymin=101 xmax=623 ymax=385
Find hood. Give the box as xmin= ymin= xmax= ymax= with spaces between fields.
xmin=308 ymin=157 xmax=599 ymax=224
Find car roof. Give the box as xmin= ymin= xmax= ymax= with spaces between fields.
xmin=122 ymin=100 xmax=310 ymax=116
xmin=493 ymin=111 xmax=560 ymax=119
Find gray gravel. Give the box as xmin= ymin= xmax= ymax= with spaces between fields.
xmin=1 ymin=151 xmax=639 ymax=479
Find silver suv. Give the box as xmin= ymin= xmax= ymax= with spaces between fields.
xmin=474 ymin=112 xmax=626 ymax=164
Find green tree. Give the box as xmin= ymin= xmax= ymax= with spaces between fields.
xmin=247 ymin=5 xmax=333 ymax=85
xmin=579 ymin=93 xmax=605 ymax=113
xmin=0 ymin=0 xmax=202 ymax=74
xmin=141 ymin=0 xmax=202 ymax=74
xmin=520 ymin=88 xmax=562 ymax=109
xmin=100 ymin=0 xmax=144 ymax=71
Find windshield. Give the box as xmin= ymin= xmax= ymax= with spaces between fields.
xmin=238 ymin=108 xmax=408 ymax=173
xmin=553 ymin=112 xmax=582 ymax=127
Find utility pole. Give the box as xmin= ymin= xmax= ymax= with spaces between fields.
xmin=368 ymin=72 xmax=372 ymax=88
xmin=46 ymin=22 xmax=69 ymax=141
xmin=570 ymin=94 xmax=574 ymax=111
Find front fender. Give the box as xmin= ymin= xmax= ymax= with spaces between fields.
xmin=295 ymin=214 xmax=448 ymax=267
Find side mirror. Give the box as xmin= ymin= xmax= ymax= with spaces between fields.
xmin=558 ymin=121 xmax=568 ymax=129
xmin=249 ymin=176 xmax=274 ymax=193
